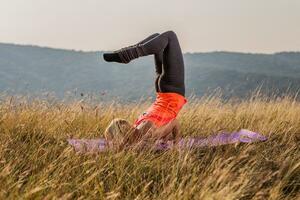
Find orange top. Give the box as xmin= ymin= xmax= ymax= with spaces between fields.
xmin=133 ymin=92 xmax=187 ymax=128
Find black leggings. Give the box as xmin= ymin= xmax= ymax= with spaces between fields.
xmin=134 ymin=31 xmax=185 ymax=97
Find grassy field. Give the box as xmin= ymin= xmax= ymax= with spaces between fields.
xmin=0 ymin=94 xmax=299 ymax=199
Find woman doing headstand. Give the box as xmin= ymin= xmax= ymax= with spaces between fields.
xmin=103 ymin=30 xmax=187 ymax=147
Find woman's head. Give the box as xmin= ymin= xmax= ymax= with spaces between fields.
xmin=104 ymin=118 xmax=133 ymax=141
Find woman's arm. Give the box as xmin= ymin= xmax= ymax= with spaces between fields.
xmin=118 ymin=120 xmax=154 ymax=149
xmin=151 ymin=119 xmax=181 ymax=142
xmin=118 ymin=119 xmax=181 ymax=150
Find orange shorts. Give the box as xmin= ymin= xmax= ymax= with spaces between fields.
xmin=133 ymin=92 xmax=187 ymax=128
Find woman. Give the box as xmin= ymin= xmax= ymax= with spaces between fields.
xmin=103 ymin=31 xmax=187 ymax=148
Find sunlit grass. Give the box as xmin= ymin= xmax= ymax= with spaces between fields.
xmin=0 ymin=94 xmax=299 ymax=199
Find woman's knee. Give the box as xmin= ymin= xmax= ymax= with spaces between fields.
xmin=162 ymin=30 xmax=178 ymax=40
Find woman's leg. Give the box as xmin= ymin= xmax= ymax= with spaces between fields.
xmin=103 ymin=30 xmax=185 ymax=96
xmin=157 ymin=31 xmax=185 ymax=96
xmin=138 ymin=31 xmax=185 ymax=96
xmin=135 ymin=33 xmax=164 ymax=93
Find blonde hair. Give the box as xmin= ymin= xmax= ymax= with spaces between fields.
xmin=104 ymin=118 xmax=133 ymax=141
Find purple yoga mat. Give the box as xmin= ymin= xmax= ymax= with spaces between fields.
xmin=67 ymin=129 xmax=267 ymax=153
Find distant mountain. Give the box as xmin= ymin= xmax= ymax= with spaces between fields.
xmin=0 ymin=43 xmax=300 ymax=101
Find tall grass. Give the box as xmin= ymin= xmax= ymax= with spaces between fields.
xmin=0 ymin=94 xmax=299 ymax=199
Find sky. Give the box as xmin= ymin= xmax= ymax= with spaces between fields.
xmin=0 ymin=0 xmax=299 ymax=53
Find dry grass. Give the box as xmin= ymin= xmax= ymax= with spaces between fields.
xmin=0 ymin=94 xmax=299 ymax=199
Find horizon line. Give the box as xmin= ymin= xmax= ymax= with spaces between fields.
xmin=1 ymin=41 xmax=300 ymax=55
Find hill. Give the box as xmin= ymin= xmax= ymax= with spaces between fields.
xmin=1 ymin=43 xmax=300 ymax=100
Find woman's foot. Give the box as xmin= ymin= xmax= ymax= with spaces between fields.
xmin=103 ymin=44 xmax=146 ymax=64
xmin=103 ymin=52 xmax=123 ymax=63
